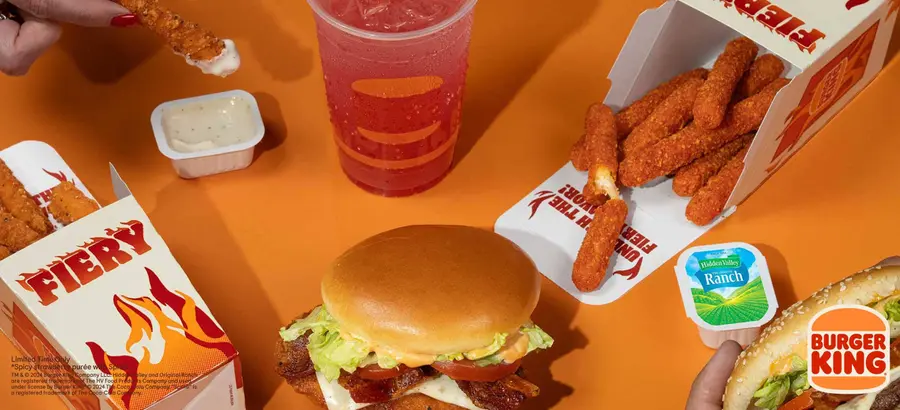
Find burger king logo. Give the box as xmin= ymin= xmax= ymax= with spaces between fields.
xmin=808 ymin=305 xmax=890 ymax=394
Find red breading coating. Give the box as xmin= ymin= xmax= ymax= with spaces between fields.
xmin=0 ymin=160 xmax=51 ymax=237
xmin=686 ymin=145 xmax=751 ymax=226
xmin=570 ymin=134 xmax=590 ymax=171
xmin=694 ymin=37 xmax=759 ymax=129
xmin=615 ymin=68 xmax=708 ymax=139
xmin=0 ymin=211 xmax=40 ymax=252
xmin=572 ymin=199 xmax=628 ymax=292
xmin=116 ymin=0 xmax=225 ymax=61
xmin=622 ymin=76 xmax=705 ymax=157
xmin=672 ymin=134 xmax=753 ymax=197
xmin=48 ymin=181 xmax=101 ymax=226
xmin=737 ymin=54 xmax=785 ymax=99
xmin=619 ymin=78 xmax=787 ymax=187
xmin=582 ymin=104 xmax=620 ymax=203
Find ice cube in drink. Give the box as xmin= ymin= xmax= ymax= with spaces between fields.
xmin=330 ymin=0 xmax=464 ymax=33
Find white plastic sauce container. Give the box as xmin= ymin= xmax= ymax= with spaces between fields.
xmin=675 ymin=243 xmax=779 ymax=349
xmin=152 ymin=90 xmax=265 ymax=179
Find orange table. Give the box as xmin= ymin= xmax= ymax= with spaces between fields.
xmin=2 ymin=1 xmax=900 ymax=409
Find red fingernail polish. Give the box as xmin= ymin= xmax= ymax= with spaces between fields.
xmin=110 ymin=14 xmax=139 ymax=28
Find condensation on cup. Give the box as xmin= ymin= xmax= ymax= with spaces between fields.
xmin=675 ymin=242 xmax=779 ymax=349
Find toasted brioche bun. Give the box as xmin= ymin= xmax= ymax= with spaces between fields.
xmin=724 ymin=264 xmax=900 ymax=410
xmin=321 ymin=225 xmax=542 ymax=356
xmin=289 ymin=373 xmax=466 ymax=409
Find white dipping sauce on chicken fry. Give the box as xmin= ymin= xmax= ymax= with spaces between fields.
xmin=161 ymin=95 xmax=257 ymax=154
xmin=184 ymin=39 xmax=241 ymax=77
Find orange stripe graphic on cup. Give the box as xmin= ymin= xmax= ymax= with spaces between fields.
xmin=336 ymin=130 xmax=459 ymax=170
xmin=352 ymin=76 xmax=444 ymax=98
xmin=358 ymin=122 xmax=442 ymax=145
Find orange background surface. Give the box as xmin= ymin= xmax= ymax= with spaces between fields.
xmin=1 ymin=0 xmax=900 ymax=409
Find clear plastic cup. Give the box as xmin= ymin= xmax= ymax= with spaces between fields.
xmin=307 ymin=0 xmax=478 ymax=197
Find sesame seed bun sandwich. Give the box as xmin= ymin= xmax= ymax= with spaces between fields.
xmin=274 ymin=225 xmax=555 ymax=410
xmin=724 ymin=261 xmax=900 ymax=410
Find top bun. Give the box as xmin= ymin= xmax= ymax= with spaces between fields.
xmin=321 ymin=225 xmax=542 ymax=356
xmin=724 ymin=263 xmax=900 ymax=410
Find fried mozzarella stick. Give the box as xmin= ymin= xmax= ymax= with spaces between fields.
xmin=672 ymin=134 xmax=753 ymax=197
xmin=572 ymin=199 xmax=628 ymax=292
xmin=582 ymin=104 xmax=620 ymax=205
xmin=0 ymin=211 xmax=40 ymax=252
xmin=619 ymin=78 xmax=788 ymax=187
xmin=0 ymin=161 xmax=51 ymax=236
xmin=116 ymin=0 xmax=240 ymax=77
xmin=686 ymin=145 xmax=751 ymax=226
xmin=570 ymin=135 xmax=591 ymax=171
xmin=622 ymin=77 xmax=704 ymax=157
xmin=615 ymin=68 xmax=708 ymax=139
xmin=0 ymin=246 xmax=10 ymax=261
xmin=736 ymin=54 xmax=786 ymax=99
xmin=48 ymin=182 xmax=100 ymax=226
xmin=694 ymin=37 xmax=758 ymax=129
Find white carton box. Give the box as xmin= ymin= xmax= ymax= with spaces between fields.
xmin=0 ymin=141 xmax=245 ymax=409
xmin=496 ymin=0 xmax=897 ymax=305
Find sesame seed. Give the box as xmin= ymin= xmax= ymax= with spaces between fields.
xmin=737 ymin=378 xmax=743 ymax=383
xmin=869 ymin=275 xmax=874 ymax=280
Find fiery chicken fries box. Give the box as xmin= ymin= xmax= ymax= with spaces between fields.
xmin=496 ymin=0 xmax=897 ymax=305
xmin=0 ymin=141 xmax=245 ymax=410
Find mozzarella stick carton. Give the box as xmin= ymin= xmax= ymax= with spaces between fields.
xmin=0 ymin=141 xmax=245 ymax=410
xmin=496 ymin=0 xmax=897 ymax=305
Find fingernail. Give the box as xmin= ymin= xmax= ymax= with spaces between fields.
xmin=110 ymin=14 xmax=139 ymax=28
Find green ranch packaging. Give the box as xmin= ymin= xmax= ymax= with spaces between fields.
xmin=675 ymin=243 xmax=778 ymax=348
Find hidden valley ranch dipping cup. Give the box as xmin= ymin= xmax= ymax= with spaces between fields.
xmin=675 ymin=243 xmax=778 ymax=349
xmin=307 ymin=0 xmax=477 ymax=196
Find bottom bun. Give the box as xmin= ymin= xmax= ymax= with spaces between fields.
xmin=288 ymin=373 xmax=467 ymax=410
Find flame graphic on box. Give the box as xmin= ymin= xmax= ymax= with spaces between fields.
xmin=85 ymin=268 xmax=236 ymax=410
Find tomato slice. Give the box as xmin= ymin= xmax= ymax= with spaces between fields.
xmin=356 ymin=364 xmax=409 ymax=380
xmin=778 ymin=390 xmax=813 ymax=410
xmin=432 ymin=359 xmax=522 ymax=382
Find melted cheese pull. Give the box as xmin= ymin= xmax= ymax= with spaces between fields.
xmin=835 ymin=367 xmax=900 ymax=410
xmin=315 ymin=372 xmax=483 ymax=410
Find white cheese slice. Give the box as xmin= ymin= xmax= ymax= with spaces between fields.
xmin=836 ymin=367 xmax=900 ymax=410
xmin=315 ymin=372 xmax=483 ymax=410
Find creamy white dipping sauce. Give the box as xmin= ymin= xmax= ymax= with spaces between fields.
xmin=184 ymin=39 xmax=241 ymax=77
xmin=161 ymin=95 xmax=257 ymax=154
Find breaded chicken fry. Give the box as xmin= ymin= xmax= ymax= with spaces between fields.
xmin=582 ymin=104 xmax=620 ymax=204
xmin=686 ymin=145 xmax=751 ymax=226
xmin=570 ymin=135 xmax=591 ymax=171
xmin=673 ymin=134 xmax=753 ymax=197
xmin=0 ymin=211 xmax=40 ymax=252
xmin=615 ymin=68 xmax=708 ymax=139
xmin=694 ymin=37 xmax=758 ymax=129
xmin=618 ymin=79 xmax=787 ymax=187
xmin=736 ymin=54 xmax=785 ymax=99
xmin=622 ymin=77 xmax=704 ymax=157
xmin=0 ymin=161 xmax=51 ymax=236
xmin=48 ymin=181 xmax=100 ymax=226
xmin=572 ymin=199 xmax=628 ymax=292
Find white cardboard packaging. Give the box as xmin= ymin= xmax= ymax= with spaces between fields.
xmin=496 ymin=0 xmax=897 ymax=305
xmin=0 ymin=141 xmax=245 ymax=410
xmin=152 ymin=90 xmax=265 ymax=179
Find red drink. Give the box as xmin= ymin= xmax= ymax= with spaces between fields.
xmin=308 ymin=0 xmax=477 ymax=196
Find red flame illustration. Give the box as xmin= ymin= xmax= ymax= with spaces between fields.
xmin=613 ymin=257 xmax=643 ymax=281
xmin=85 ymin=268 xmax=236 ymax=409
xmin=43 ymin=169 xmax=69 ymax=183
xmin=846 ymin=0 xmax=871 ymax=9
xmin=16 ymin=272 xmax=42 ymax=292
xmin=528 ymin=191 xmax=556 ymax=220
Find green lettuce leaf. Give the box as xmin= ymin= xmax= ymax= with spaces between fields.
xmin=522 ymin=324 xmax=554 ymax=353
xmin=278 ymin=306 xmax=370 ymax=381
xmin=436 ymin=353 xmax=464 ymax=362
xmin=885 ymin=299 xmax=900 ymax=322
xmin=464 ymin=333 xmax=507 ymax=360
xmin=752 ymin=356 xmax=809 ymax=410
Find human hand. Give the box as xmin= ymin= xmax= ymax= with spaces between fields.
xmin=0 ymin=0 xmax=136 ymax=75
xmin=686 ymin=340 xmax=743 ymax=410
